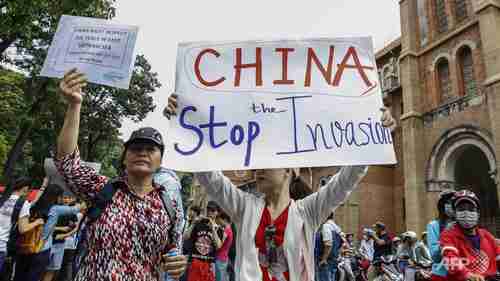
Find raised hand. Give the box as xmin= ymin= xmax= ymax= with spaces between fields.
xmin=164 ymin=94 xmax=178 ymax=120
xmin=58 ymin=68 xmax=87 ymax=105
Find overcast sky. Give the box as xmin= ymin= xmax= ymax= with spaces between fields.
xmin=114 ymin=0 xmax=401 ymax=141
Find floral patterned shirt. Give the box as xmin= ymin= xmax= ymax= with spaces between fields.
xmin=55 ymin=150 xmax=181 ymax=281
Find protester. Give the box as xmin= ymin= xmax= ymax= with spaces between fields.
xmin=426 ymin=189 xmax=455 ymax=281
xmin=358 ymin=229 xmax=375 ymax=279
xmin=56 ymin=193 xmax=84 ymax=281
xmin=183 ymin=201 xmax=223 ymax=281
xmin=367 ymin=221 xmax=393 ymax=280
xmin=54 ymin=69 xmax=187 ymax=281
xmin=164 ymin=94 xmax=396 ymax=281
xmin=215 ymin=211 xmax=234 ymax=281
xmin=392 ymin=236 xmax=402 ymax=256
xmin=14 ymin=184 xmax=83 ymax=281
xmin=339 ymin=232 xmax=356 ymax=281
xmin=440 ymin=190 xmax=500 ymax=281
xmin=400 ymin=231 xmax=432 ymax=281
xmin=42 ymin=191 xmax=81 ymax=281
xmin=315 ymin=213 xmax=342 ymax=281
xmin=396 ymin=234 xmax=410 ymax=273
xmin=0 ymin=177 xmax=44 ymax=273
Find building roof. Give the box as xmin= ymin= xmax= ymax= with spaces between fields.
xmin=375 ymin=37 xmax=402 ymax=60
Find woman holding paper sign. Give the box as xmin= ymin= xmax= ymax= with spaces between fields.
xmin=165 ymin=94 xmax=396 ymax=281
xmin=54 ymin=69 xmax=187 ymax=281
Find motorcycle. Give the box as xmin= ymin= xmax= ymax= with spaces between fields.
xmin=336 ymin=254 xmax=368 ymax=281
xmin=372 ymin=255 xmax=404 ymax=281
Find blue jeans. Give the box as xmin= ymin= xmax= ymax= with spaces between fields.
xmin=215 ymin=260 xmax=228 ymax=281
xmin=0 ymin=252 xmax=6 ymax=273
xmin=316 ymin=263 xmax=337 ymax=281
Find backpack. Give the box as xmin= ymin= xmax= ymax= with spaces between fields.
xmin=75 ymin=180 xmax=177 ymax=265
xmin=16 ymin=223 xmax=44 ymax=255
xmin=6 ymin=197 xmax=26 ymax=256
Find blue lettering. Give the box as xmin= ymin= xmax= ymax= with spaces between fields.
xmin=230 ymin=125 xmax=245 ymax=145
xmin=306 ymin=124 xmax=332 ymax=150
xmin=375 ymin=122 xmax=384 ymax=144
xmin=174 ymin=106 xmax=203 ymax=155
xmin=357 ymin=123 xmax=371 ymax=146
xmin=245 ymin=121 xmax=261 ymax=166
xmin=199 ymin=105 xmax=228 ymax=149
xmin=276 ymin=95 xmax=316 ymax=155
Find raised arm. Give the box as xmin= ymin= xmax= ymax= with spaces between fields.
xmin=54 ymin=69 xmax=107 ymax=201
xmin=195 ymin=172 xmax=250 ymax=223
xmin=297 ymin=166 xmax=367 ymax=230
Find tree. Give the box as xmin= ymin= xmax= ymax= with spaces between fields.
xmin=79 ymin=54 xmax=160 ymax=162
xmin=0 ymin=0 xmax=116 ymax=55
xmin=1 ymin=0 xmax=120 ymax=184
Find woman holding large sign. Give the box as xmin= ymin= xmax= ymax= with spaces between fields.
xmin=166 ymin=94 xmax=395 ymax=281
xmin=54 ymin=69 xmax=187 ymax=281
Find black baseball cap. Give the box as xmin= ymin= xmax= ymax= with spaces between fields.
xmin=124 ymin=127 xmax=164 ymax=155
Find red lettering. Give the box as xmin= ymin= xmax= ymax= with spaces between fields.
xmin=194 ymin=49 xmax=226 ymax=87
xmin=273 ymin=48 xmax=295 ymax=85
xmin=332 ymin=46 xmax=374 ymax=87
xmin=304 ymin=46 xmax=335 ymax=87
xmin=234 ymin=47 xmax=263 ymax=87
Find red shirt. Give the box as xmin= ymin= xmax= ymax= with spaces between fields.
xmin=440 ymin=224 xmax=500 ymax=281
xmin=255 ymin=204 xmax=290 ymax=281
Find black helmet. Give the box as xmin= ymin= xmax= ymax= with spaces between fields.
xmin=437 ymin=189 xmax=455 ymax=213
xmin=124 ymin=127 xmax=164 ymax=155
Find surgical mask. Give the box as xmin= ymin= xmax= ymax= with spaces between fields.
xmin=444 ymin=203 xmax=454 ymax=218
xmin=455 ymin=210 xmax=479 ymax=229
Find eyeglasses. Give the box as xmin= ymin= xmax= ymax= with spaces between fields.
xmin=264 ymin=224 xmax=277 ymax=264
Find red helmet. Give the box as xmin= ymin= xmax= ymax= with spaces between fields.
xmin=452 ymin=189 xmax=479 ymax=209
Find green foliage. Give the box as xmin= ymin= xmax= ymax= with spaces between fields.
xmin=0 ymin=134 xmax=10 ymax=178
xmin=1 ymin=1 xmax=161 ymax=181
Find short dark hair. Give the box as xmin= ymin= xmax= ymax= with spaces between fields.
xmin=13 ymin=177 xmax=32 ymax=191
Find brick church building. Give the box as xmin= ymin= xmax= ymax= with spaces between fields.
xmin=190 ymin=0 xmax=500 ymax=238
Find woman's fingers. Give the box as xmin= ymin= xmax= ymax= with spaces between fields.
xmin=67 ymin=76 xmax=87 ymax=89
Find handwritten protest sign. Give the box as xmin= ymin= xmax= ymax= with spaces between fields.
xmin=40 ymin=15 xmax=138 ymax=89
xmin=165 ymin=38 xmax=396 ymax=171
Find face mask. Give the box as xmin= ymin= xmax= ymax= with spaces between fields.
xmin=455 ymin=210 xmax=479 ymax=229
xmin=444 ymin=203 xmax=454 ymax=218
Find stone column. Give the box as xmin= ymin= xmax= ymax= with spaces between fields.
xmin=476 ymin=0 xmax=500 ymax=204
xmin=399 ymin=0 xmax=427 ymax=234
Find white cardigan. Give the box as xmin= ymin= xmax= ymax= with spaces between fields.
xmin=196 ymin=166 xmax=367 ymax=281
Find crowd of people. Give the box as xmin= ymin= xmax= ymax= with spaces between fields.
xmin=313 ymin=189 xmax=500 ymax=281
xmin=0 ymin=68 xmax=497 ymax=281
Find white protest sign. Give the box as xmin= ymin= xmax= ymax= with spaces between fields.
xmin=40 ymin=15 xmax=138 ymax=89
xmin=166 ymin=38 xmax=396 ymax=172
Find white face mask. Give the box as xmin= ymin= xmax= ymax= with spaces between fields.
xmin=444 ymin=203 xmax=454 ymax=218
xmin=455 ymin=210 xmax=479 ymax=229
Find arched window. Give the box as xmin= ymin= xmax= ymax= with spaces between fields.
xmin=436 ymin=0 xmax=448 ymax=33
xmin=455 ymin=0 xmax=468 ymax=22
xmin=437 ymin=59 xmax=452 ymax=102
xmin=458 ymin=47 xmax=477 ymax=96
